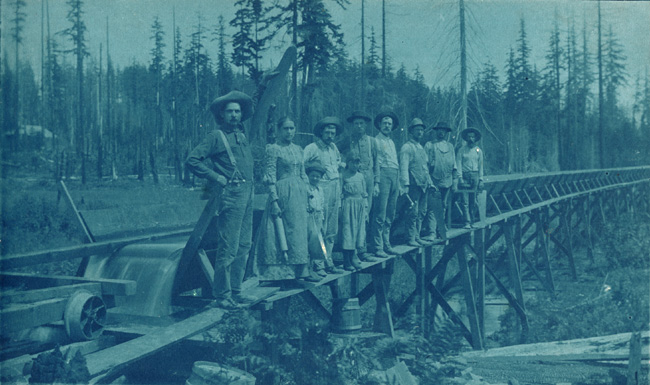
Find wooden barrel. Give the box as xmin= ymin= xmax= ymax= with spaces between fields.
xmin=331 ymin=298 xmax=361 ymax=333
xmin=186 ymin=361 xmax=255 ymax=385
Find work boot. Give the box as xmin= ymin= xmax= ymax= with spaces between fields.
xmin=350 ymin=252 xmax=363 ymax=270
xmin=343 ymin=252 xmax=356 ymax=271
xmin=359 ymin=253 xmax=380 ymax=263
xmin=325 ymin=260 xmax=345 ymax=274
xmin=408 ymin=239 xmax=422 ymax=248
xmin=384 ymin=245 xmax=399 ymax=255
xmin=374 ymin=250 xmax=390 ymax=259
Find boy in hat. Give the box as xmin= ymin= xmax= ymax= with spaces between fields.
xmin=186 ymin=90 xmax=256 ymax=309
xmin=303 ymin=117 xmax=345 ymax=273
xmin=338 ymin=111 xmax=380 ymax=262
xmin=423 ymin=122 xmax=458 ymax=240
xmin=371 ymin=110 xmax=401 ymax=258
xmin=456 ymin=127 xmax=484 ymax=229
xmin=400 ymin=118 xmax=433 ymax=247
xmin=305 ymin=160 xmax=331 ymax=277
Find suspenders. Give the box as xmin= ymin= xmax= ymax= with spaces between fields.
xmin=216 ymin=129 xmax=244 ymax=182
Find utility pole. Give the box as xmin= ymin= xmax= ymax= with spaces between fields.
xmin=459 ymin=0 xmax=467 ymax=132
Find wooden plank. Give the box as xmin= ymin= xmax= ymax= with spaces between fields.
xmin=0 ymin=298 xmax=68 ymax=334
xmin=0 ymin=272 xmax=136 ymax=296
xmin=0 ymin=229 xmax=192 ymax=270
xmin=196 ymin=249 xmax=215 ymax=292
xmin=1 ymin=282 xmax=102 ymax=304
xmin=58 ymin=180 xmax=95 ymax=243
xmin=181 ymin=195 xmax=220 ymax=265
xmin=86 ymin=307 xmax=227 ymax=382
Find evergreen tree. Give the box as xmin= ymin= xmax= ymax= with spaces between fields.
xmin=61 ymin=0 xmax=89 ymax=182
xmin=230 ymin=0 xmax=271 ymax=85
xmin=213 ymin=15 xmax=234 ymax=96
xmin=9 ymin=0 xmax=26 ymax=150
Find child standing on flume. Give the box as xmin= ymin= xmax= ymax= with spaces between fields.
xmin=305 ymin=160 xmax=342 ymax=278
xmin=339 ymin=151 xmax=369 ymax=271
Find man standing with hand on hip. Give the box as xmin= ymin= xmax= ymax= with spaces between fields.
xmin=186 ymin=90 xmax=256 ymax=309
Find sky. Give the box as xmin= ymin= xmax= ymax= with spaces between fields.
xmin=2 ymin=0 xmax=649 ymax=109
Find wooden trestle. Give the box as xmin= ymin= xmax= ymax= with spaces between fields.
xmin=252 ymin=166 xmax=650 ymax=350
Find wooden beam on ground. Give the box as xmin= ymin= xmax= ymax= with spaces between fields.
xmin=0 ymin=272 xmax=136 ymax=296
xmin=87 ymin=307 xmax=226 ymax=383
xmin=0 ymin=229 xmax=192 ymax=270
xmin=0 ymin=298 xmax=68 ymax=334
xmin=1 ymin=282 xmax=101 ymax=304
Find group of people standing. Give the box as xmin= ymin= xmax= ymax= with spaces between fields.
xmin=186 ymin=90 xmax=484 ymax=310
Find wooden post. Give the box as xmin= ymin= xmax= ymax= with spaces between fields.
xmin=537 ymin=208 xmax=556 ymax=292
xmin=424 ymin=244 xmax=433 ymax=335
xmin=504 ymin=220 xmax=528 ymax=343
xmin=372 ymin=261 xmax=395 ymax=337
xmin=562 ymin=200 xmax=577 ymax=280
xmin=416 ymin=248 xmax=425 ymax=332
xmin=474 ymin=226 xmax=487 ymax=337
xmin=627 ymin=331 xmax=641 ymax=385
xmin=458 ymin=244 xmax=483 ymax=350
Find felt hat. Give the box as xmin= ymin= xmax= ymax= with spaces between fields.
xmin=346 ymin=111 xmax=372 ymax=123
xmin=461 ymin=127 xmax=482 ymax=142
xmin=373 ymin=111 xmax=399 ymax=130
xmin=209 ymin=91 xmax=253 ymax=124
xmin=431 ymin=122 xmax=452 ymax=132
xmin=305 ymin=160 xmax=327 ymax=175
xmin=408 ymin=118 xmax=426 ymax=131
xmin=313 ymin=116 xmax=343 ymax=137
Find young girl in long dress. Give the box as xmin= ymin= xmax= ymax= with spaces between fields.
xmin=339 ymin=151 xmax=368 ymax=271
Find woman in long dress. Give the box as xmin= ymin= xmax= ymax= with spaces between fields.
xmin=257 ymin=117 xmax=318 ymax=282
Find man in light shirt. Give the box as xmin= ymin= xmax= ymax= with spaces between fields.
xmin=400 ymin=118 xmax=434 ymax=247
xmin=370 ymin=111 xmax=401 ymax=258
xmin=304 ymin=117 xmax=345 ymax=273
xmin=424 ymin=122 xmax=458 ymax=240
xmin=456 ymin=127 xmax=484 ymax=229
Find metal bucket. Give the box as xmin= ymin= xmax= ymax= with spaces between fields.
xmin=331 ymin=298 xmax=362 ymax=333
xmin=185 ymin=361 xmax=255 ymax=385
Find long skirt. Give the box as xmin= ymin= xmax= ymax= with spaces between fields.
xmin=257 ymin=176 xmax=310 ymax=280
xmin=340 ymin=196 xmax=366 ymax=251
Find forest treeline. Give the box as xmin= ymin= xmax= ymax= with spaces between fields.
xmin=2 ymin=0 xmax=649 ymax=185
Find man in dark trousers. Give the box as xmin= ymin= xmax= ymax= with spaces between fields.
xmin=399 ymin=118 xmax=433 ymax=247
xmin=186 ymin=91 xmax=256 ymax=310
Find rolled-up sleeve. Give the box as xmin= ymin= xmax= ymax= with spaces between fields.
xmin=399 ymin=144 xmax=412 ymax=188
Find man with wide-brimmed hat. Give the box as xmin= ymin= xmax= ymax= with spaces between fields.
xmin=370 ymin=110 xmax=401 ymax=258
xmin=303 ymin=117 xmax=345 ymax=273
xmin=423 ymin=122 xmax=458 ymax=240
xmin=456 ymin=127 xmax=484 ymax=228
xmin=400 ymin=118 xmax=434 ymax=247
xmin=186 ymin=90 xmax=256 ymax=309
xmin=337 ymin=111 xmax=380 ymax=262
